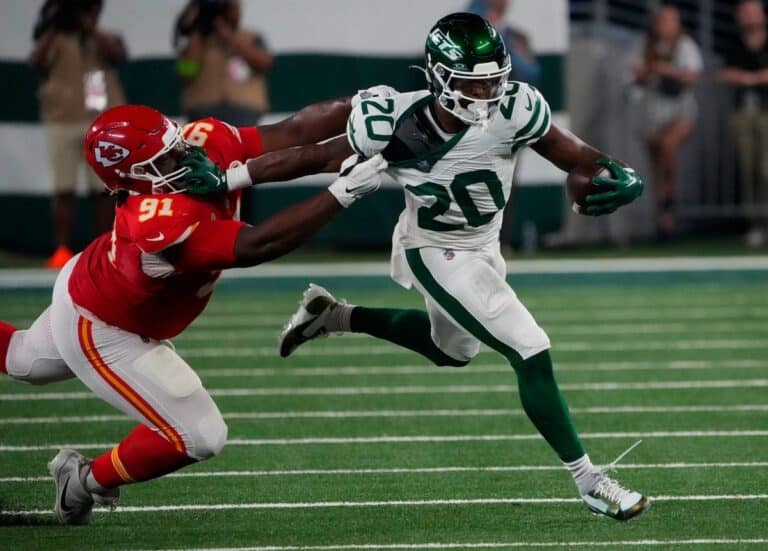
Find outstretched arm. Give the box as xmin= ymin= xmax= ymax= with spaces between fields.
xmin=182 ymin=136 xmax=355 ymax=194
xmin=241 ymin=136 xmax=354 ymax=184
xmin=533 ymin=123 xmax=643 ymax=216
xmin=254 ymin=85 xmax=398 ymax=153
xmin=258 ymin=97 xmax=353 ymax=153
xmin=169 ymin=155 xmax=386 ymax=269
xmin=231 ymin=190 xmax=342 ymax=266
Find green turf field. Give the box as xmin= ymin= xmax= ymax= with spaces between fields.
xmin=1 ymin=268 xmax=767 ymax=550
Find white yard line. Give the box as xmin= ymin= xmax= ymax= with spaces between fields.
xmin=5 ymin=296 xmax=767 ymax=319
xmin=4 ymin=494 xmax=768 ymax=516
xmin=3 ymin=379 xmax=766 ymax=401
xmin=6 ymin=310 xmax=768 ymax=331
xmin=2 ymin=256 xmax=767 ymax=288
xmin=175 ymin=322 xmax=768 ymax=342
xmin=170 ymin=339 xmax=768 ymax=357
xmin=3 ymin=307 xmax=768 ymax=330
xmin=1 ymin=359 xmax=765 ymax=386
xmin=2 ymin=404 xmax=767 ymax=425
xmin=2 ymin=430 xmax=767 ymax=452
xmin=4 ymin=462 xmax=768 ymax=484
xmin=192 ymin=359 xmax=766 ymax=378
xmin=155 ymin=539 xmax=768 ymax=550
xmin=182 ymin=308 xmax=768 ymax=328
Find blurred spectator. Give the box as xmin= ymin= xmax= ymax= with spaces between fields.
xmin=28 ymin=0 xmax=127 ymax=268
xmin=174 ymin=0 xmax=273 ymax=125
xmin=467 ymin=0 xmax=541 ymax=84
xmin=630 ymin=5 xmax=702 ymax=239
xmin=720 ymin=0 xmax=768 ymax=247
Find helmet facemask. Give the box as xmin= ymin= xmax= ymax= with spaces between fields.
xmin=428 ymin=55 xmax=511 ymax=127
xmin=123 ymin=123 xmax=191 ymax=194
xmin=423 ymin=13 xmax=512 ymax=128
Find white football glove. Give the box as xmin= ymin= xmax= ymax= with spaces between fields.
xmin=351 ymin=85 xmax=399 ymax=108
xmin=328 ymin=154 xmax=388 ymax=208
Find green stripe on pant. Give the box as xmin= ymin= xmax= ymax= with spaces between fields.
xmin=404 ymin=248 xmax=523 ymax=365
xmin=405 ymin=247 xmax=585 ymax=462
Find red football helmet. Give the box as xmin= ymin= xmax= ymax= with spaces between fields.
xmin=84 ymin=105 xmax=189 ymax=194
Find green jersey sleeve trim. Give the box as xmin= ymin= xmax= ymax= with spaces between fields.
xmin=514 ymin=96 xmax=542 ymax=141
xmin=512 ymin=104 xmax=551 ymax=153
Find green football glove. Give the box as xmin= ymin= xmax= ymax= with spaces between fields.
xmin=180 ymin=146 xmax=228 ymax=195
xmin=584 ymin=157 xmax=644 ymax=216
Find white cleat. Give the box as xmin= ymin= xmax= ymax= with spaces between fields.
xmin=48 ymin=448 xmax=119 ymax=525
xmin=580 ymin=440 xmax=650 ymax=521
xmin=279 ymin=284 xmax=344 ymax=358
xmin=581 ymin=474 xmax=650 ymax=521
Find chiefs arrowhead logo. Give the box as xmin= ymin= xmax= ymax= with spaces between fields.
xmin=94 ymin=141 xmax=130 ymax=168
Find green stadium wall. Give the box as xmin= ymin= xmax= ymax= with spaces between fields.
xmin=0 ymin=0 xmax=568 ymax=253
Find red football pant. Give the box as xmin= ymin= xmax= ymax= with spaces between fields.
xmin=0 ymin=320 xmax=17 ymax=374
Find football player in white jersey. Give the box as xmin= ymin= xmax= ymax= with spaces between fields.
xmin=280 ymin=12 xmax=647 ymax=521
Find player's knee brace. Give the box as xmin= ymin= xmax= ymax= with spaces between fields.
xmin=188 ymin=406 xmax=228 ymax=460
xmin=132 ymin=344 xmax=228 ymax=459
xmin=6 ymin=330 xmax=72 ymax=385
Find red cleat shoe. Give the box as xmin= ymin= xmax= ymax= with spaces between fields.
xmin=45 ymin=245 xmax=74 ymax=269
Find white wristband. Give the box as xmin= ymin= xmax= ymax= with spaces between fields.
xmin=225 ymin=163 xmax=252 ymax=191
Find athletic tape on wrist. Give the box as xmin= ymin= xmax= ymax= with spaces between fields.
xmin=225 ymin=164 xmax=251 ymax=191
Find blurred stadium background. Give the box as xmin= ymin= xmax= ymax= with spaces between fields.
xmin=2 ymin=1 xmax=768 ymax=549
xmin=1 ymin=0 xmax=764 ymax=257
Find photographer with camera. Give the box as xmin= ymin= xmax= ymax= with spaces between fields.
xmin=29 ymin=0 xmax=128 ymax=269
xmin=174 ymin=0 xmax=273 ymax=125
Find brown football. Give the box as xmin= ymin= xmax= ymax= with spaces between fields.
xmin=566 ymin=163 xmax=612 ymax=213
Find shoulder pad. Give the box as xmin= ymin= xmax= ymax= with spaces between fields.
xmin=183 ymin=118 xmax=244 ymax=168
xmin=496 ymin=82 xmax=552 ymax=148
xmin=347 ymin=91 xmax=432 ymax=158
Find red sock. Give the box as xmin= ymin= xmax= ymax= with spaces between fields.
xmin=91 ymin=424 xmax=195 ymax=488
xmin=0 ymin=321 xmax=17 ymax=375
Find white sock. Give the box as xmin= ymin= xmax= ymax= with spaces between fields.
xmin=564 ymin=454 xmax=600 ymax=495
xmin=85 ymin=469 xmax=107 ymax=494
xmin=325 ymin=303 xmax=355 ymax=332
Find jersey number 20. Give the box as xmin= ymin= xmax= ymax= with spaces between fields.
xmin=406 ymin=170 xmax=506 ymax=231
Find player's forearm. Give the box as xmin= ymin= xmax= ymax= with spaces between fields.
xmin=259 ymin=97 xmax=352 ymax=153
xmin=233 ymin=191 xmax=342 ymax=266
xmin=290 ymin=98 xmax=353 ymax=144
xmin=532 ymin=124 xmax=605 ymax=173
xmin=233 ymin=136 xmax=353 ymax=187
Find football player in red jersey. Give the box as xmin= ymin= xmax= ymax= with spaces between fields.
xmin=0 ymin=101 xmax=388 ymax=525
